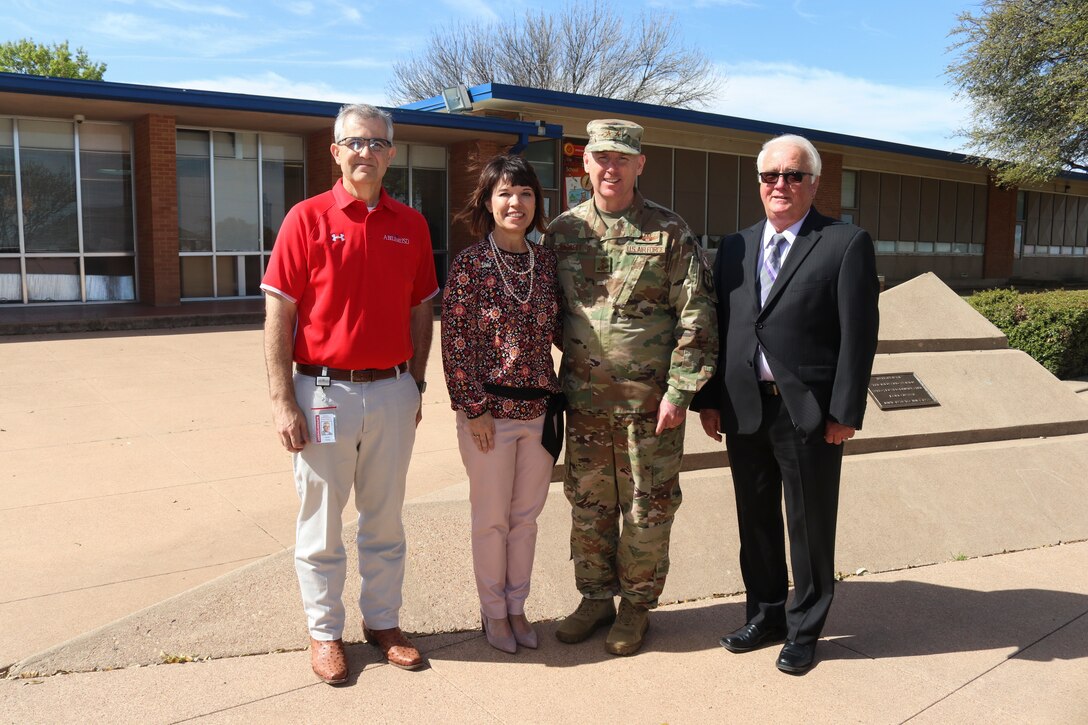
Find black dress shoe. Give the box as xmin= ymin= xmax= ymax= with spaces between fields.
xmin=719 ymin=622 xmax=788 ymax=653
xmin=776 ymin=640 xmax=816 ymax=674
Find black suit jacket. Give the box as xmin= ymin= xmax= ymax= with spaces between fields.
xmin=691 ymin=208 xmax=879 ymax=439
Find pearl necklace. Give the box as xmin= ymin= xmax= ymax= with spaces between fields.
xmin=488 ymin=232 xmax=535 ymax=305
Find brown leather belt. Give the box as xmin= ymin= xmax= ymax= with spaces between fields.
xmin=297 ymin=362 xmax=407 ymax=383
xmin=758 ymin=381 xmax=780 ymax=397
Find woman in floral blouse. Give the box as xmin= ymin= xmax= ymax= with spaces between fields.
xmin=441 ymin=154 xmax=562 ymax=654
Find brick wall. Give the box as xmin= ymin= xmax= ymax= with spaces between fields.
xmin=814 ymin=149 xmax=843 ymax=220
xmin=134 ymin=114 xmax=179 ymax=306
xmin=306 ymin=128 xmax=339 ymax=196
xmin=448 ymin=139 xmax=508 ymax=258
xmin=984 ymin=178 xmax=1016 ymax=279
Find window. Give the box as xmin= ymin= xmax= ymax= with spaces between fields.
xmin=20 ymin=120 xmax=79 ymax=254
xmin=176 ymin=128 xmax=305 ymax=299
xmin=841 ymin=169 xmax=858 ymax=217
xmin=0 ymin=119 xmax=18 ymax=254
xmin=674 ymin=148 xmax=707 ymax=238
xmin=523 ymin=139 xmax=557 ymax=189
xmin=0 ymin=117 xmax=136 ymax=304
xmin=213 ymin=131 xmax=259 ymax=253
xmin=385 ymin=143 xmax=447 ymax=289
xmin=1015 ymin=190 xmax=1026 ymax=257
xmin=177 ymin=130 xmax=211 ymax=252
xmin=81 ymin=124 xmax=135 ymax=253
xmin=636 ymin=145 xmax=760 ymax=249
xmin=523 ymin=139 xmax=560 ymax=239
xmin=638 ymin=145 xmax=673 ymax=209
xmin=858 ymin=170 xmax=986 ymax=256
xmin=706 ymin=152 xmax=740 ymax=249
xmin=1020 ymin=190 xmax=1088 ymax=256
xmin=262 ymin=134 xmax=305 ymax=252
xmin=0 ymin=258 xmax=19 ymax=302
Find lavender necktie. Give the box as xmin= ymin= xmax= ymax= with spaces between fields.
xmin=760 ymin=233 xmax=787 ymax=307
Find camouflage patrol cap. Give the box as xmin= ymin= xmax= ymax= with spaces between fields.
xmin=585 ymin=119 xmax=643 ymax=155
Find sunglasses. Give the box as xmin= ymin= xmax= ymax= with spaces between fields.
xmin=336 ymin=137 xmax=393 ymax=153
xmin=758 ymin=171 xmax=814 ymax=184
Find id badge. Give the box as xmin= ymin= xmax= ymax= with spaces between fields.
xmin=315 ymin=411 xmax=336 ymax=444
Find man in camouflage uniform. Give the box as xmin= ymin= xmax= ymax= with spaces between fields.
xmin=545 ymin=119 xmax=717 ymax=655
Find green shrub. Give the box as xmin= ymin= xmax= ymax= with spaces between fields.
xmin=969 ymin=288 xmax=1088 ymax=378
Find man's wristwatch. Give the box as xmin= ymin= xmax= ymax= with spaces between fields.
xmin=416 ymin=380 xmax=427 ymax=394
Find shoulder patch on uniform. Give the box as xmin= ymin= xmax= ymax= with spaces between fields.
xmin=694 ymin=245 xmax=711 ymax=268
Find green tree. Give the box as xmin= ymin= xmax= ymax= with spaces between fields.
xmin=0 ymin=38 xmax=106 ymax=80
xmin=948 ymin=0 xmax=1088 ymax=186
xmin=388 ymin=0 xmax=720 ymax=109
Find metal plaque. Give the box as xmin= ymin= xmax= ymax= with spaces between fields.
xmin=868 ymin=372 xmax=940 ymax=410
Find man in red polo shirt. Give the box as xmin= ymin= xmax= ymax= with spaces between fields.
xmin=262 ymin=103 xmax=438 ymax=685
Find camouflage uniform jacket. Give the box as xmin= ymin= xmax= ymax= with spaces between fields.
xmin=545 ymin=191 xmax=717 ymax=414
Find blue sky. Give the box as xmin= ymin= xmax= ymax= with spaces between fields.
xmin=2 ymin=0 xmax=978 ymax=152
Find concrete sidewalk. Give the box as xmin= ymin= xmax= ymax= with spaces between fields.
xmin=2 ymin=323 xmax=1088 ymax=723
xmin=3 ymin=542 xmax=1087 ymax=724
xmin=0 ymin=322 xmax=724 ymax=667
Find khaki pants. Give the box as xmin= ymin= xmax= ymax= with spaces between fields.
xmin=292 ymin=372 xmax=418 ymax=640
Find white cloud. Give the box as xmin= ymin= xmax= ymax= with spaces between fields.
xmin=858 ymin=19 xmax=890 ymax=37
xmin=327 ymin=0 xmax=361 ymax=22
xmin=646 ymin=0 xmax=758 ymax=7
xmin=152 ymin=0 xmax=245 ymax=18
xmin=279 ymin=0 xmax=314 ymax=15
xmin=92 ymin=13 xmax=167 ymax=42
xmin=441 ymin=0 xmax=500 ymax=22
xmin=710 ymin=62 xmax=971 ymax=152
xmin=161 ymin=71 xmax=387 ymax=105
xmin=791 ymin=0 xmax=817 ymax=22
xmin=91 ymin=12 xmax=291 ymax=56
xmin=108 ymin=0 xmax=243 ymax=16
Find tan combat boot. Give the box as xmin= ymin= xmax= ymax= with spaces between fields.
xmin=555 ymin=597 xmax=616 ymax=643
xmin=605 ymin=599 xmax=649 ymax=656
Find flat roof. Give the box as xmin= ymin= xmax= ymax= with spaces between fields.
xmin=403 ymin=82 xmax=973 ymax=164
xmin=0 ymin=72 xmax=561 ymax=141
xmin=407 ymin=83 xmax=1088 ymax=184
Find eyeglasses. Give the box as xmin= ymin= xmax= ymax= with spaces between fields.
xmin=758 ymin=171 xmax=814 ymax=184
xmin=336 ymin=137 xmax=393 ymax=153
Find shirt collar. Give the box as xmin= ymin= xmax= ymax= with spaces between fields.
xmin=592 ymin=189 xmax=645 ymax=237
xmin=762 ymin=209 xmax=811 ymax=248
xmin=332 ymin=181 xmax=388 ymax=212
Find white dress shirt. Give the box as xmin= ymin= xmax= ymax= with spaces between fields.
xmin=757 ymin=212 xmax=809 ymax=381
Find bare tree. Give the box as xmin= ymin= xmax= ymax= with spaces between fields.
xmin=388 ymin=0 xmax=721 ymax=108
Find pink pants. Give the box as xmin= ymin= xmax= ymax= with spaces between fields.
xmin=456 ymin=412 xmax=554 ymax=619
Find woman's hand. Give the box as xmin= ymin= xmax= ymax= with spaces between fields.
xmin=469 ymin=411 xmax=496 ymax=453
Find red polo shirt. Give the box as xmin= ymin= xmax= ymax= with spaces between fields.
xmin=261 ymin=182 xmax=439 ymax=370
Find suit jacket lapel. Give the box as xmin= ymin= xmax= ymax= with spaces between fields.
xmin=741 ymin=224 xmax=763 ymax=310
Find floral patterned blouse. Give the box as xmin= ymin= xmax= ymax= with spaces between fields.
xmin=441 ymin=239 xmax=561 ymax=420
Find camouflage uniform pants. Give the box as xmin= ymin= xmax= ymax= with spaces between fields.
xmin=563 ymin=408 xmax=684 ymax=608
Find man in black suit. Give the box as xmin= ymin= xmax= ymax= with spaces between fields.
xmin=690 ymin=134 xmax=879 ymax=674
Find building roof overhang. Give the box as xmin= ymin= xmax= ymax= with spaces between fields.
xmin=403 ymin=82 xmax=968 ymax=159
xmin=405 ymin=83 xmax=1088 ymax=186
xmin=0 ymin=72 xmax=560 ymax=146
